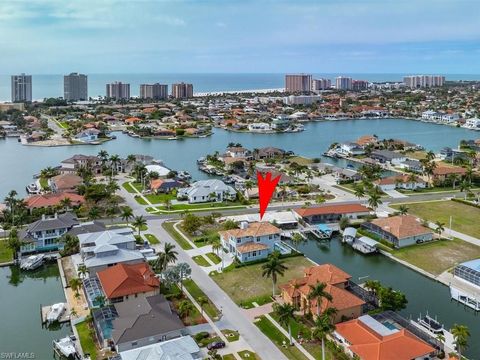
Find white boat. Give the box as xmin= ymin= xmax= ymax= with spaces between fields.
xmin=20 ymin=254 xmax=45 ymax=270
xmin=53 ymin=336 xmax=78 ymax=358
xmin=416 ymin=312 xmax=445 ymax=334
xmin=47 ymin=303 xmax=66 ymax=323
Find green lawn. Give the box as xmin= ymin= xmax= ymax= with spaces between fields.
xmin=391 ymin=200 xmax=480 ymax=238
xmin=206 ymin=252 xmax=222 ymax=264
xmin=193 ymin=255 xmax=211 ymax=267
xmin=222 ymin=329 xmax=240 ymax=342
xmin=391 ymin=238 xmax=480 ymax=275
xmin=0 ymin=240 xmax=13 ymax=263
xmin=162 ymin=222 xmax=194 ymax=250
xmin=211 ymin=256 xmax=313 ymax=307
xmin=144 ymin=233 xmax=160 ymax=245
xmin=254 ymin=316 xmax=308 ymax=360
xmin=134 ymin=196 xmax=149 ymax=205
xmin=75 ymin=321 xmax=98 ymax=360
xmin=160 ymin=201 xmax=245 ymax=211
xmin=223 ymin=354 xmax=236 ymax=360
xmin=144 ymin=193 xmax=176 ymax=204
xmin=122 ymin=181 xmax=139 ymax=193
xmin=288 ymin=156 xmax=314 ymax=166
xmin=238 ymin=350 xmax=261 ymax=360
xmin=183 ymin=279 xmax=220 ymax=319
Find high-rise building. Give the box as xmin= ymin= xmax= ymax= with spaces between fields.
xmin=11 ymin=73 xmax=32 ymax=102
xmin=403 ymin=75 xmax=445 ymax=88
xmin=106 ymin=82 xmax=130 ymax=100
xmin=64 ymin=73 xmax=88 ymax=101
xmin=285 ymin=74 xmax=312 ymax=92
xmin=140 ymin=83 xmax=168 ymax=100
xmin=352 ymin=80 xmax=369 ymax=91
xmin=312 ymin=78 xmax=331 ymax=91
xmin=171 ymin=82 xmax=193 ymax=99
xmin=335 ymin=76 xmax=353 ymax=90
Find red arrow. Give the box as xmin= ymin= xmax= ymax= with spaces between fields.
xmin=257 ymin=171 xmax=281 ymax=220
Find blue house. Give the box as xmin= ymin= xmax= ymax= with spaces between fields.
xmin=20 ymin=213 xmax=79 ymax=254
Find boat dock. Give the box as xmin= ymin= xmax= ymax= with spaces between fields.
xmin=282 ymin=223 xmax=336 ymax=240
xmin=40 ymin=304 xmax=71 ymax=325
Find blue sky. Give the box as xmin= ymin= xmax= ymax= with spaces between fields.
xmin=0 ymin=0 xmax=479 ymax=74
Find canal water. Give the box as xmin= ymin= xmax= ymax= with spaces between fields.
xmin=0 ymin=265 xmax=71 ymax=359
xmin=294 ymin=238 xmax=480 ymax=358
xmin=0 ymin=118 xmax=477 ymax=199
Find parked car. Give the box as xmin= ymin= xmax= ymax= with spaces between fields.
xmin=207 ymin=341 xmax=226 ymax=350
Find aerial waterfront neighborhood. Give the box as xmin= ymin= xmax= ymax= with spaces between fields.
xmin=2 ymin=1 xmax=480 ymax=360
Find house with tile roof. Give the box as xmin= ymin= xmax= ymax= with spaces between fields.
xmin=97 ymin=263 xmax=160 ymax=303
xmin=25 ymin=192 xmax=85 ymax=211
xmin=280 ymin=264 xmax=365 ymax=323
xmin=374 ymin=174 xmax=426 ymax=191
xmin=294 ymin=203 xmax=370 ymax=224
xmin=49 ymin=174 xmax=83 ymax=193
xmin=150 ymin=178 xmax=181 ymax=194
xmin=219 ymin=221 xmax=282 ymax=263
xmin=334 ymin=315 xmax=435 ymax=360
xmin=362 ymin=215 xmax=433 ymax=248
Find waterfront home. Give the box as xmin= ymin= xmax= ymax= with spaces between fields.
xmin=24 ymin=192 xmax=85 ymax=211
xmin=370 ymin=150 xmax=407 ymax=165
xmin=78 ymin=228 xmax=145 ymax=274
xmin=257 ymin=169 xmax=295 ymax=185
xmin=225 ymin=146 xmax=250 ymax=158
xmin=60 ymin=154 xmax=103 ymax=175
xmin=20 ymin=213 xmax=79 ymax=254
xmin=96 ymin=263 xmax=160 ymax=303
xmin=150 ymin=178 xmax=181 ymax=193
xmin=93 ymin=294 xmax=186 ymax=352
xmin=280 ymin=264 xmax=365 ymax=323
xmin=271 ymin=114 xmax=291 ymax=130
xmin=427 ymin=164 xmax=467 ymax=184
xmin=338 ymin=142 xmax=365 ymax=156
xmin=118 ymin=336 xmax=201 ymax=360
xmin=220 ymin=211 xmax=298 ymax=229
xmin=145 ymin=164 xmax=171 ymax=177
xmin=334 ymin=315 xmax=435 ymax=360
xmin=74 ymin=128 xmax=100 ymax=143
xmin=362 ymin=215 xmax=433 ymax=248
xmin=247 ymin=122 xmax=272 ymax=132
xmin=49 ymin=174 xmax=83 ymax=193
xmin=463 ymin=117 xmax=480 ymax=130
xmin=219 ymin=221 xmax=282 ymax=263
xmin=373 ymin=174 xmax=426 ymax=191
xmin=422 ymin=110 xmax=443 ymax=122
xmin=399 ymin=159 xmax=423 ymax=173
xmin=355 ymin=135 xmax=378 ymax=147
xmin=294 ymin=203 xmax=370 ymax=224
xmin=334 ymin=168 xmax=362 ymax=183
xmin=255 ymin=146 xmax=287 ymax=159
xmin=177 ymin=179 xmax=236 ymax=204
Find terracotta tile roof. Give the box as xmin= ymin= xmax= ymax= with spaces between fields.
xmin=236 ymin=242 xmax=269 ymax=254
xmin=433 ymin=165 xmax=467 ymax=176
xmin=51 ymin=174 xmax=83 ymax=192
xmin=335 ymin=318 xmax=435 ymax=360
xmin=218 ymin=222 xmax=281 ymax=239
xmin=295 ymin=204 xmax=370 ymax=218
xmin=150 ymin=179 xmax=166 ymax=189
xmin=311 ymin=284 xmax=365 ymax=313
xmin=25 ymin=193 xmax=85 ymax=209
xmin=97 ymin=263 xmax=160 ymax=299
xmin=370 ymin=215 xmax=432 ymax=239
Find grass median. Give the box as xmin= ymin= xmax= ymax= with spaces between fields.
xmin=162 ymin=222 xmax=193 ymax=250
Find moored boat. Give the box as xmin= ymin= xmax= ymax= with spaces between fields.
xmin=46 ymin=303 xmax=66 ymax=324
xmin=53 ymin=335 xmax=79 ymax=359
xmin=20 ymin=254 xmax=45 ymax=270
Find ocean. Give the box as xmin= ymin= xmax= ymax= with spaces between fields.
xmin=1 ymin=73 xmax=479 ymax=101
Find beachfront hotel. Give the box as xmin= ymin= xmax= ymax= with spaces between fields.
xmin=312 ymin=78 xmax=331 ymax=90
xmin=171 ymin=82 xmax=193 ymax=99
xmin=285 ymin=74 xmax=312 ymax=92
xmin=11 ymin=73 xmax=32 ymax=102
xmin=335 ymin=76 xmax=353 ymax=90
xmin=106 ymin=81 xmax=131 ymax=100
xmin=139 ymin=83 xmax=168 ymax=100
xmin=403 ymin=75 xmax=445 ymax=88
xmin=64 ymin=72 xmax=88 ymax=101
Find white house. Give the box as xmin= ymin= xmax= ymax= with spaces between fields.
xmin=225 ymin=146 xmax=249 ymax=158
xmin=374 ymin=175 xmax=426 ymax=191
xmin=338 ymin=142 xmax=365 ymax=156
xmin=247 ymin=123 xmax=272 ymax=132
xmin=177 ymin=179 xmax=237 ymax=204
xmin=219 ymin=221 xmax=282 ymax=263
xmin=463 ymin=118 xmax=480 ymax=130
xmin=74 ymin=129 xmax=100 ymax=143
xmin=421 ymin=110 xmax=441 ymax=121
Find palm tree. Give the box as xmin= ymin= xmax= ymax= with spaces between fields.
xmin=367 ymin=190 xmax=382 ymax=210
xmin=451 ymin=324 xmax=470 ymax=359
xmin=210 ymin=238 xmax=222 ymax=255
xmin=198 ymin=296 xmax=208 ymax=316
xmin=448 ymin=173 xmax=460 ymax=190
xmin=60 ymin=197 xmax=72 ymax=211
xmin=88 ymin=207 xmax=100 ymax=220
xmin=352 ymin=183 xmax=365 ymax=200
xmin=273 ymin=302 xmax=296 ymax=345
xmin=307 ymin=282 xmax=333 ymax=317
xmin=70 ymin=308 xmax=78 ymax=318
xmin=98 ymin=150 xmax=109 ymax=164
xmin=459 ymin=180 xmax=471 ymax=200
xmin=339 ymin=216 xmax=350 ymax=230
xmin=312 ymin=308 xmax=337 ymax=360
xmin=77 ymin=264 xmax=89 ymax=279
xmin=121 ymin=206 xmax=133 ymax=226
xmin=69 ymin=277 xmax=82 ymax=297
xmin=132 ymin=215 xmax=147 ymax=236
xmin=155 ymin=242 xmax=179 ymax=272
xmin=109 ymin=154 xmax=120 ymax=179
xmin=434 ymin=221 xmax=445 ymax=237
xmin=6 ymin=227 xmax=22 ymax=261
xmin=364 ymin=280 xmax=381 ymax=296
xmin=398 ymin=204 xmax=409 ymax=215
xmin=261 ymin=251 xmax=288 ymax=297
xmin=178 ymin=300 xmax=194 ymax=319
xmin=4 ymin=190 xmax=18 ymax=226
xmin=163 ymin=198 xmax=172 ymax=210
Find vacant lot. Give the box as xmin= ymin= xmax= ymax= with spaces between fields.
xmin=392 ymin=238 xmax=480 ymax=275
xmin=211 ymin=256 xmax=313 ymax=306
xmin=391 ymin=200 xmax=480 ymax=238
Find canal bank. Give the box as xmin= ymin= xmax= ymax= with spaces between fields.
xmin=291 ymin=237 xmax=480 ymax=359
xmin=0 ymin=264 xmax=72 ymax=359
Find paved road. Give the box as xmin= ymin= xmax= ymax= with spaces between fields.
xmin=148 ymin=219 xmax=288 ymax=360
